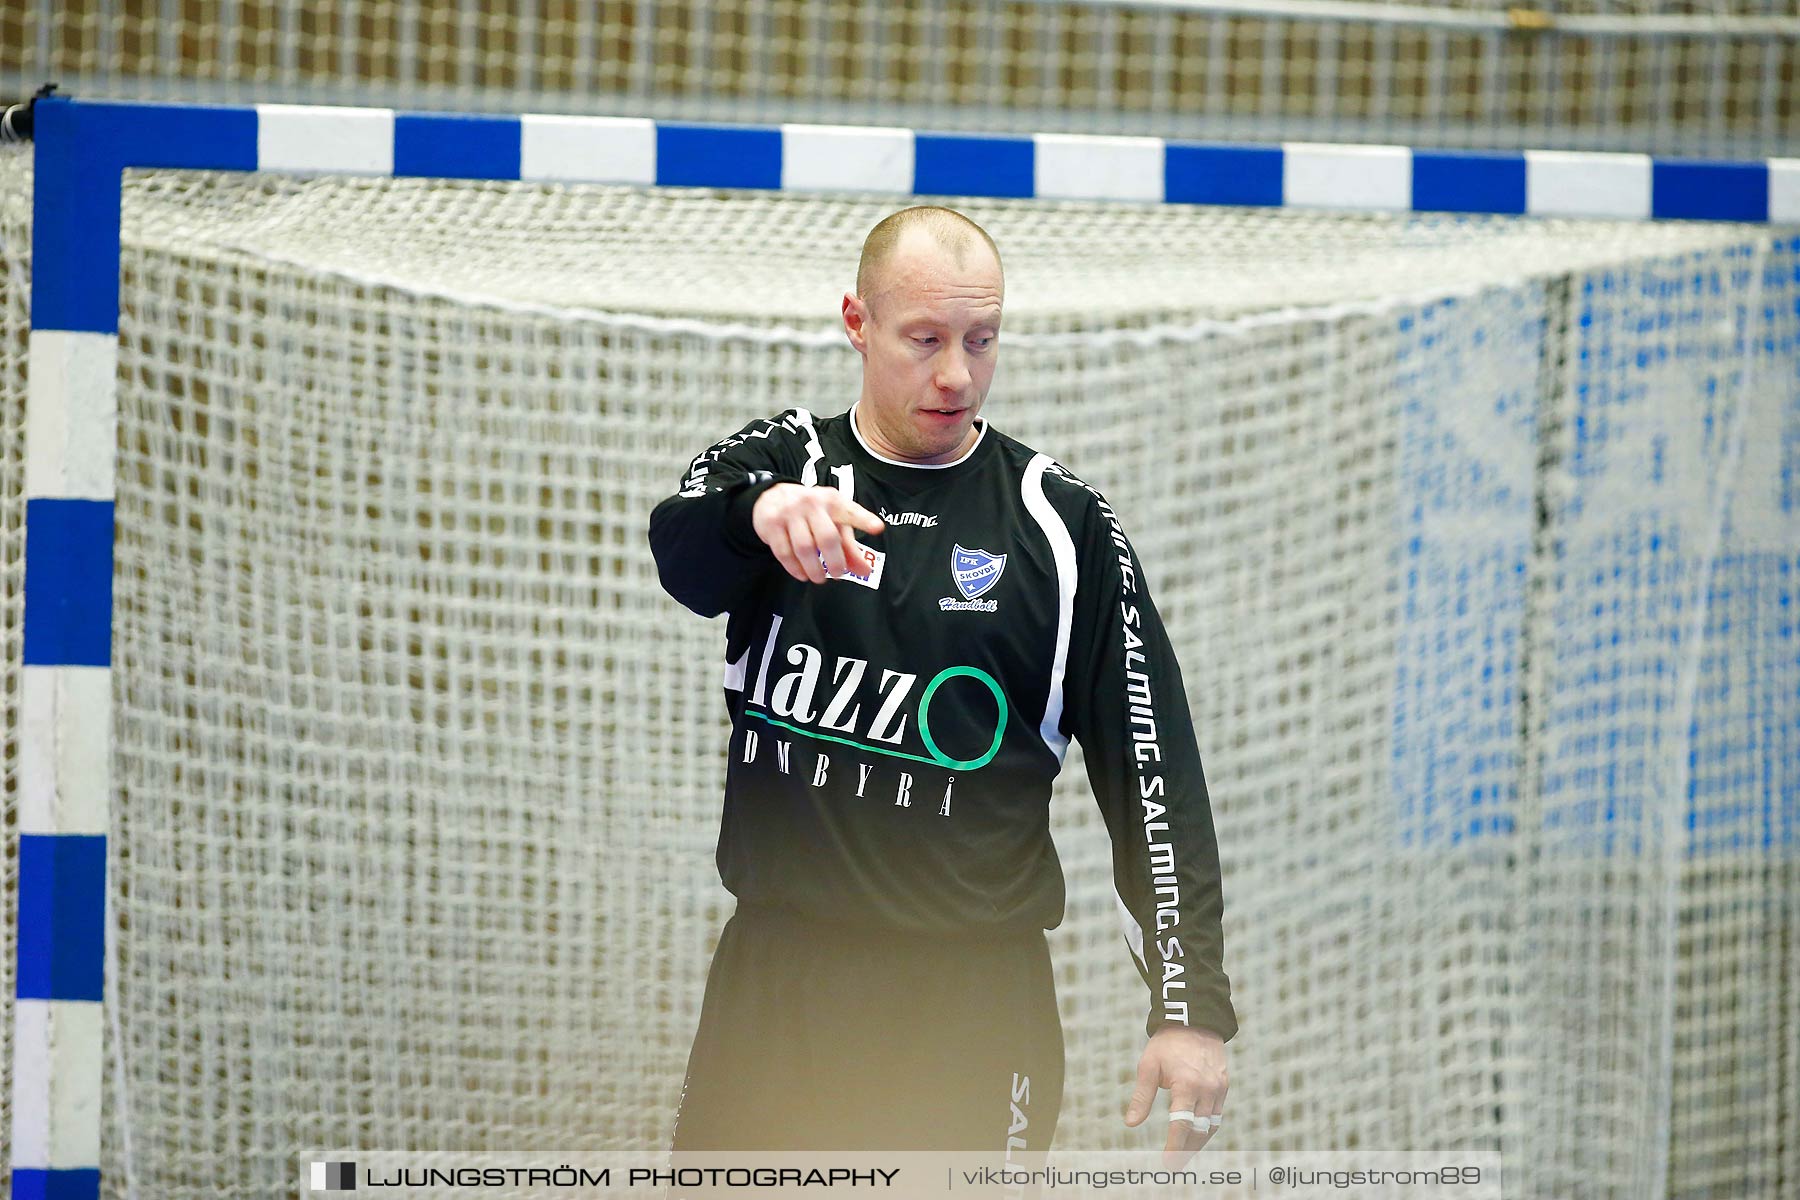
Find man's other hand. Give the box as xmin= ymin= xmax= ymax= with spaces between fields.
xmin=1124 ymin=1023 xmax=1229 ymax=1168
xmin=752 ymin=483 xmax=886 ymax=584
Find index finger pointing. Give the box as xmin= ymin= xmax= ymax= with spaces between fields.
xmin=834 ymin=497 xmax=885 ymax=536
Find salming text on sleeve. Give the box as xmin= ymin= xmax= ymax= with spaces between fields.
xmin=1048 ymin=465 xmax=1238 ymax=1043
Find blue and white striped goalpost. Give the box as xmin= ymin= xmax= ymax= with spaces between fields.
xmin=13 ymin=94 xmax=1799 ymax=1198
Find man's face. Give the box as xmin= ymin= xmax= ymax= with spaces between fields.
xmin=844 ymin=229 xmax=1003 ymax=463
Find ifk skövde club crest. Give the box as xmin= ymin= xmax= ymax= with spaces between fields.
xmin=951 ymin=544 xmax=1007 ymax=600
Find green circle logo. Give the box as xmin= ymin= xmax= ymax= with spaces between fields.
xmin=916 ymin=666 xmax=1008 ymax=771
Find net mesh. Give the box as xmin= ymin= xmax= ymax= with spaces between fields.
xmin=0 ymin=149 xmax=1796 ymax=1199
xmin=2 ymin=0 xmax=1795 ymax=157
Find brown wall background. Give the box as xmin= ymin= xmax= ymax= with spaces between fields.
xmin=3 ymin=0 xmax=1794 ymax=156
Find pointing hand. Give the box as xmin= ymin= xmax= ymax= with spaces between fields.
xmin=752 ymin=483 xmax=886 ymax=584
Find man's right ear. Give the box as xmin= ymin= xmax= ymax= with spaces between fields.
xmin=842 ymin=293 xmax=869 ymax=355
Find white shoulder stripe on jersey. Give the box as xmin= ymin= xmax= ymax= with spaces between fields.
xmin=792 ymin=406 xmax=824 ymax=486
xmin=1116 ymin=887 xmax=1148 ymax=974
xmin=723 ymin=643 xmax=750 ymax=692
xmin=724 ymin=409 xmax=816 ymax=688
xmin=1021 ymin=453 xmax=1075 ymax=764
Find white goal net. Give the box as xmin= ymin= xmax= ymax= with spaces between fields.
xmin=1 ymin=146 xmax=1796 ymax=1199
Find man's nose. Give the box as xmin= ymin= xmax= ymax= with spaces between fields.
xmin=936 ymin=345 xmax=971 ymax=393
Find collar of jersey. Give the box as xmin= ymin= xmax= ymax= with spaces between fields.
xmin=848 ymin=401 xmax=990 ymax=471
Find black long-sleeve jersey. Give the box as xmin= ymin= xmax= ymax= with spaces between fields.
xmin=648 ymin=403 xmax=1237 ymax=1042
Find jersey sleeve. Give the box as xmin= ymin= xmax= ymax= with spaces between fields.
xmin=1058 ymin=478 xmax=1238 ymax=1043
xmin=647 ymin=410 xmax=811 ymax=618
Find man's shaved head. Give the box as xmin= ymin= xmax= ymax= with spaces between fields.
xmin=840 ymin=205 xmax=1004 ymax=463
xmin=855 ymin=206 xmax=1002 ymax=312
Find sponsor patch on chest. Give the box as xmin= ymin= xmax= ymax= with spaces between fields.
xmin=822 ymin=544 xmax=886 ymax=590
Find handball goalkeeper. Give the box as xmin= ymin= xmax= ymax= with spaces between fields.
xmin=648 ymin=205 xmax=1236 ymax=1166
